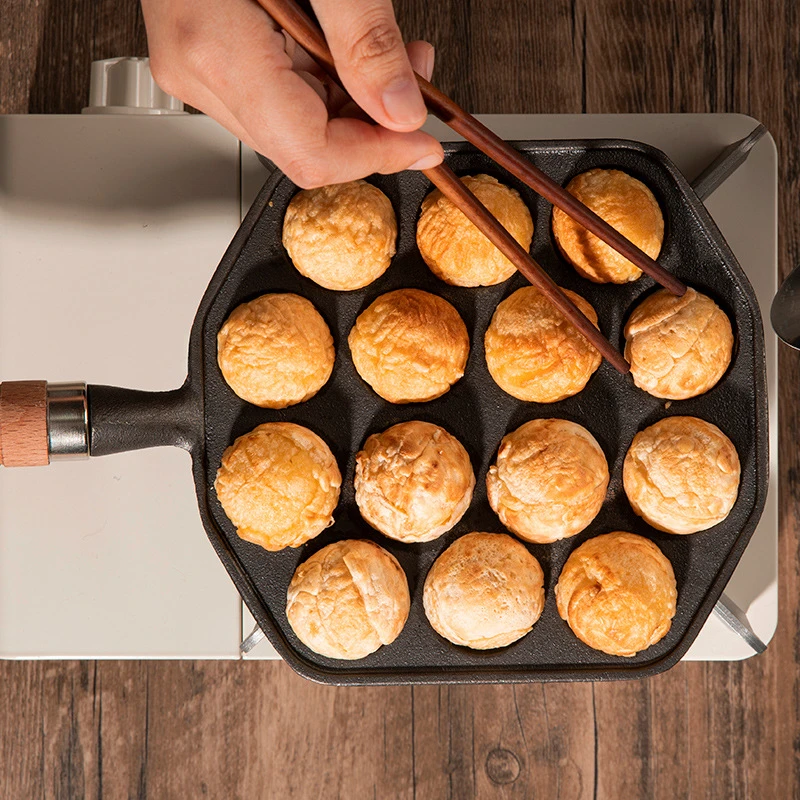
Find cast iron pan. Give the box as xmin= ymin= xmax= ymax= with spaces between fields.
xmin=0 ymin=140 xmax=768 ymax=684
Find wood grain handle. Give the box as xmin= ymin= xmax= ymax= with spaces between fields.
xmin=0 ymin=381 xmax=49 ymax=467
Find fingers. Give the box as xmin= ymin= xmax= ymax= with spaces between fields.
xmin=288 ymin=39 xmax=351 ymax=115
xmin=335 ymin=40 xmax=434 ymax=120
xmin=241 ymin=63 xmax=441 ymax=184
xmin=188 ymin=23 xmax=440 ymax=186
xmin=294 ymin=117 xmax=442 ymax=184
xmin=311 ymin=0 xmax=427 ymax=131
xmin=142 ymin=0 xmax=443 ymax=188
xmin=405 ymin=40 xmax=435 ymax=82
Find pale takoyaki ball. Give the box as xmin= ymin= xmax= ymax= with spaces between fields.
xmin=215 ymin=422 xmax=341 ymax=551
xmin=417 ymin=174 xmax=533 ymax=286
xmin=348 ymin=288 xmax=470 ymax=403
xmin=283 ymin=180 xmax=397 ymax=291
xmin=487 ymin=419 xmax=609 ymax=543
xmin=552 ymin=168 xmax=664 ymax=284
xmin=625 ymin=287 xmax=734 ymax=400
xmin=423 ymin=532 xmax=545 ymax=650
xmin=555 ymin=531 xmax=677 ymax=657
xmin=485 ymin=286 xmax=602 ymax=403
xmin=217 ymin=293 xmax=334 ymax=408
xmin=286 ymin=539 xmax=410 ymax=660
xmin=355 ymin=421 xmax=474 ymax=543
xmin=623 ymin=416 xmax=740 ymax=535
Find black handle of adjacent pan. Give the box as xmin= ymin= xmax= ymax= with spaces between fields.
xmin=88 ymin=383 xmax=199 ymax=457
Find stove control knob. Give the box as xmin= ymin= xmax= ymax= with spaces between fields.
xmin=82 ymin=57 xmax=187 ymax=115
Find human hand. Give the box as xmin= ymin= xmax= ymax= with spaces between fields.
xmin=142 ymin=0 xmax=444 ymax=187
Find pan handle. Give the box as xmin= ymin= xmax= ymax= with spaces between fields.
xmin=88 ymin=383 xmax=198 ymax=456
xmin=0 ymin=380 xmax=199 ymax=466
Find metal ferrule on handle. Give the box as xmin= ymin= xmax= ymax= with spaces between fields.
xmin=48 ymin=382 xmax=89 ymax=459
xmin=0 ymin=380 xmax=92 ymax=462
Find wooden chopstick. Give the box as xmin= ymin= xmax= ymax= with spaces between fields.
xmin=263 ymin=0 xmax=629 ymax=373
xmin=419 ymin=79 xmax=686 ymax=296
xmin=425 ymin=164 xmax=629 ymax=372
xmin=263 ymin=0 xmax=685 ymax=298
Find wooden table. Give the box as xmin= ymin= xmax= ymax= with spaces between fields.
xmin=1 ymin=1 xmax=797 ymax=796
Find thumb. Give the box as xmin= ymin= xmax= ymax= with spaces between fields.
xmin=312 ymin=0 xmax=427 ymax=131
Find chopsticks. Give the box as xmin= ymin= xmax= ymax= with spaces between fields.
xmin=262 ymin=0 xmax=629 ymax=373
xmin=264 ymin=1 xmax=685 ymax=299
xmin=419 ymin=81 xmax=686 ymax=297
xmin=424 ymin=166 xmax=628 ymax=373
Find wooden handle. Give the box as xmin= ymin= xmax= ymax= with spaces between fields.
xmin=0 ymin=381 xmax=49 ymax=467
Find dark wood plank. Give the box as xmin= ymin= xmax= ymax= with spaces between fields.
xmin=93 ymin=663 xmax=150 ymax=799
xmin=0 ymin=0 xmax=147 ymax=116
xmin=583 ymin=2 xmax=788 ymax=798
xmin=396 ymin=0 xmax=584 ymax=114
xmin=138 ymin=662 xmax=414 ymax=798
xmin=0 ymin=662 xmax=45 ymax=799
xmin=2 ymin=0 xmax=800 ymax=797
xmin=0 ymin=0 xmax=47 ymax=115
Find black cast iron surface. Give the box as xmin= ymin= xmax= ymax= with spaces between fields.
xmin=163 ymin=139 xmax=768 ymax=684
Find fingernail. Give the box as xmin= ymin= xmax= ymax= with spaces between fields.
xmin=382 ymin=78 xmax=427 ymax=127
xmin=424 ymin=46 xmax=435 ymax=82
xmin=408 ymin=153 xmax=443 ymax=171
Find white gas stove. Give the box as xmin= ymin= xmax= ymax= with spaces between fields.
xmin=0 ymin=108 xmax=777 ymax=663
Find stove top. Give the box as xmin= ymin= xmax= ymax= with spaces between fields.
xmin=0 ymin=113 xmax=777 ymax=663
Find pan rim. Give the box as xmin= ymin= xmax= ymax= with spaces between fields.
xmin=187 ymin=138 xmax=769 ymax=685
